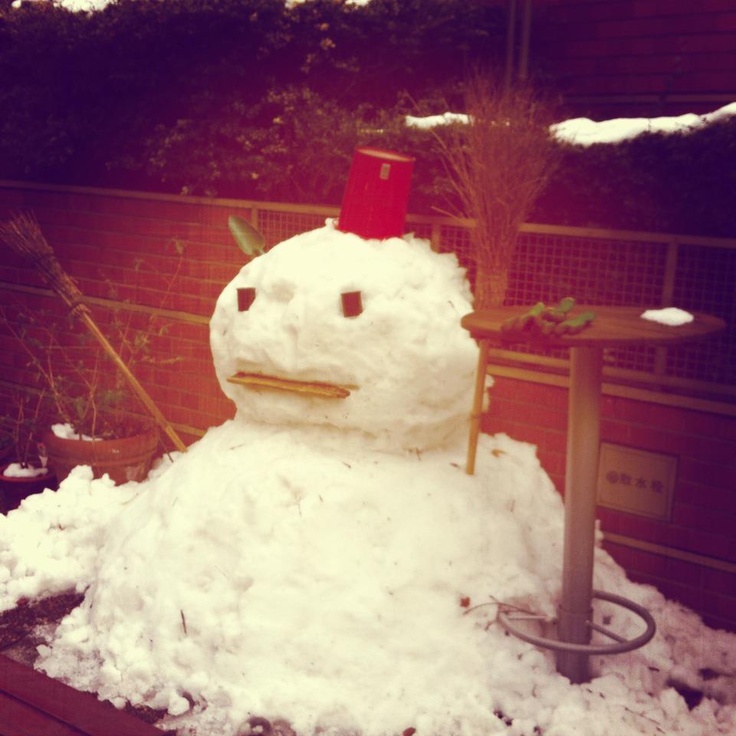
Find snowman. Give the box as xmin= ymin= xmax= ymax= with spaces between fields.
xmin=12 ymin=150 xmax=732 ymax=736
xmin=27 ymin=149 xmax=563 ymax=734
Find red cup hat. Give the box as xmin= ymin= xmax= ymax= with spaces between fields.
xmin=337 ymin=147 xmax=415 ymax=240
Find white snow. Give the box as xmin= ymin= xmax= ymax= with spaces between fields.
xmin=2 ymin=223 xmax=736 ymax=736
xmin=1 ymin=463 xmax=50 ymax=479
xmin=210 ymin=223 xmax=477 ymax=452
xmin=50 ymin=422 xmax=100 ymax=442
xmin=641 ymin=308 xmax=695 ymax=327
xmin=20 ymin=0 xmax=369 ymax=12
xmin=551 ymin=102 xmax=736 ymax=146
xmin=405 ymin=112 xmax=470 ymax=129
xmin=406 ymin=102 xmax=736 ymax=146
xmin=12 ymin=0 xmax=109 ymax=10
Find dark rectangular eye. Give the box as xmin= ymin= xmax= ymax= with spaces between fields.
xmin=341 ymin=290 xmax=363 ymax=318
xmin=237 ymin=287 xmax=256 ymax=311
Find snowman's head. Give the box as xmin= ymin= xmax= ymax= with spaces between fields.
xmin=210 ymin=222 xmax=478 ymax=451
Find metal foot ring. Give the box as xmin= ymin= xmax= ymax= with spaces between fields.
xmin=497 ymin=590 xmax=656 ymax=655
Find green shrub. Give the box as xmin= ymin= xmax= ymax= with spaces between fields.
xmin=535 ymin=117 xmax=736 ymax=237
xmin=1 ymin=0 xmax=733 ymax=237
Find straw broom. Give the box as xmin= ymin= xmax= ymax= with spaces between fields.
xmin=0 ymin=212 xmax=187 ymax=453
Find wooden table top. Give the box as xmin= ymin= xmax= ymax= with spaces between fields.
xmin=461 ymin=305 xmax=727 ymax=348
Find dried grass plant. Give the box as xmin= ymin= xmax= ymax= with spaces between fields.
xmin=437 ymin=74 xmax=561 ymax=308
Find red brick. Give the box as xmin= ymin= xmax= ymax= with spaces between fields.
xmin=677 ymin=480 xmax=736 ymax=513
xmin=686 ymin=528 xmax=735 ymax=562
xmin=600 ymin=418 xmax=633 ymax=445
xmin=607 ymin=543 xmax=705 ymax=589
xmin=702 ymin=567 xmax=736 ymax=598
xmin=679 ymin=457 xmax=736 ymax=492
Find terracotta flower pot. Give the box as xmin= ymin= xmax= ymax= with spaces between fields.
xmin=44 ymin=427 xmax=159 ymax=486
xmin=0 ymin=465 xmax=58 ymax=514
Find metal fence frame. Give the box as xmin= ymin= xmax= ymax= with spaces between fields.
xmin=1 ymin=181 xmax=733 ymax=414
xmin=247 ymin=202 xmax=735 ymax=410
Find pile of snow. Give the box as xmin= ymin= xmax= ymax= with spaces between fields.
xmin=0 ymin=467 xmax=143 ymax=606
xmin=1 ymin=225 xmax=736 ymax=736
xmin=405 ymin=112 xmax=470 ymax=130
xmin=641 ymin=307 xmax=695 ymax=327
xmin=50 ymin=422 xmax=100 ymax=442
xmin=1 ymin=463 xmax=50 ymax=479
xmin=35 ymin=427 xmax=562 ymax=732
xmin=406 ymin=102 xmax=736 ymax=147
xmin=4 ymin=431 xmax=736 ymax=736
xmin=12 ymin=0 xmax=110 ymax=10
xmin=551 ymin=102 xmax=736 ymax=146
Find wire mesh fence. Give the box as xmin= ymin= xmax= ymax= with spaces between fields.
xmin=257 ymin=208 xmax=330 ymax=247
xmin=3 ymin=183 xmax=729 ymax=404
xmin=251 ymin=206 xmax=735 ymax=401
xmin=668 ymin=243 xmax=736 ymax=387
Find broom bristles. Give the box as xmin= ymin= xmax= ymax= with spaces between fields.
xmin=0 ymin=212 xmax=86 ymax=312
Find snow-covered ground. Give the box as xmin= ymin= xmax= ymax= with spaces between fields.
xmin=2 ymin=219 xmax=735 ymax=736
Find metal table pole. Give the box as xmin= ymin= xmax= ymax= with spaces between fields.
xmin=556 ymin=346 xmax=603 ymax=683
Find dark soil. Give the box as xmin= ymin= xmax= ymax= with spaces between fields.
xmin=0 ymin=590 xmax=83 ymax=652
xmin=0 ymin=590 xmax=170 ymax=728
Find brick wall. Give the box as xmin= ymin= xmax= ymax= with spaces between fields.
xmin=1 ymin=181 xmax=735 ymax=633
xmin=481 ymin=374 xmax=736 ymax=632
xmin=535 ymin=0 xmax=736 ymax=117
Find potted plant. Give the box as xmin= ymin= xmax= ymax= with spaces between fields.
xmin=0 ymin=213 xmax=186 ymax=486
xmin=0 ymin=390 xmax=58 ymax=514
xmin=2 ymin=306 xmax=161 ymax=487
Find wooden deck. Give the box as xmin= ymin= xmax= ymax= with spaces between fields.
xmin=0 ymin=653 xmax=169 ymax=736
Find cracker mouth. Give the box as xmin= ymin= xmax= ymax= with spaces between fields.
xmin=227 ymin=372 xmax=352 ymax=399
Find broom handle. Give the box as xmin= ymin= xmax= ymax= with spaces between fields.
xmin=79 ymin=311 xmax=188 ymax=452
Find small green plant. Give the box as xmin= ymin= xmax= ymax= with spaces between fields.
xmin=1 ymin=302 xmax=177 ymax=441
xmin=0 ymin=231 xmax=185 ymax=443
xmin=2 ymin=387 xmax=47 ymax=471
xmin=0 ymin=213 xmax=187 ymax=451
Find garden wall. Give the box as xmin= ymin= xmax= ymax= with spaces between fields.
xmin=1 ymin=180 xmax=735 ymax=633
